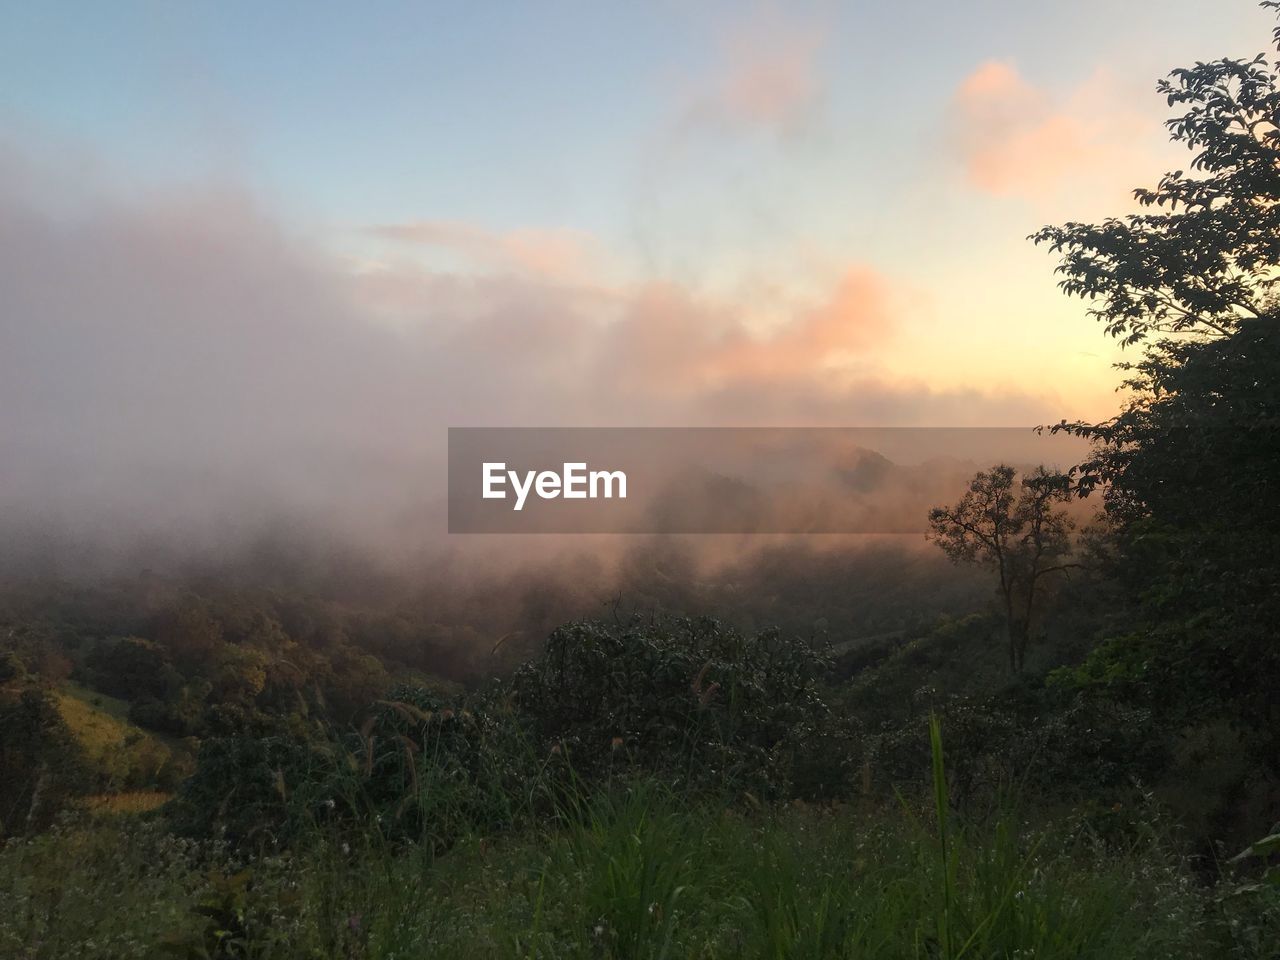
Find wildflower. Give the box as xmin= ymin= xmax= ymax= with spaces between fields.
xmin=324 ymin=798 xmax=336 ymax=810
xmin=610 ymin=736 xmax=623 ymax=751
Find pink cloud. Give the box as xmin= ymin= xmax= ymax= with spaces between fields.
xmin=677 ymin=11 xmax=825 ymax=137
xmin=951 ymin=60 xmax=1156 ymax=205
xmin=701 ymin=267 xmax=894 ymax=385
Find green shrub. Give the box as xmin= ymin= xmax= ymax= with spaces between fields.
xmin=866 ymin=690 xmax=1166 ymax=816
xmin=166 ymin=734 xmax=330 ymax=846
xmin=0 ymin=688 xmax=90 ymax=836
xmin=340 ymin=684 xmax=547 ymax=848
xmin=510 ymin=615 xmax=831 ymax=799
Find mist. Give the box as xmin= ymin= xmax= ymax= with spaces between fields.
xmin=0 ymin=136 xmax=1081 ymax=584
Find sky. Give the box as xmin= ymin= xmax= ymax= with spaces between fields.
xmin=0 ymin=1 xmax=1274 ymax=558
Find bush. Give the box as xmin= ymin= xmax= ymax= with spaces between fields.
xmin=168 ymin=684 xmax=542 ymax=851
xmin=82 ymin=637 xmax=177 ymax=701
xmin=510 ymin=615 xmax=831 ymax=799
xmin=0 ymin=688 xmax=90 ymax=836
xmin=168 ymin=616 xmax=836 ymax=852
xmin=166 ymin=734 xmax=328 ymax=846
xmin=340 ymin=684 xmax=545 ymax=847
xmin=866 ymin=689 xmax=1166 ymax=816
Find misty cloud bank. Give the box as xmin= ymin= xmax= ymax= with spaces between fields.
xmin=0 ymin=144 xmax=1067 ymax=575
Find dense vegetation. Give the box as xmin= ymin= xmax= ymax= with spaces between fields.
xmin=4 ymin=7 xmax=1280 ymax=958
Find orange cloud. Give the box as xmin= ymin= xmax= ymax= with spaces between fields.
xmin=347 ymin=237 xmax=902 ymax=409
xmin=704 ymin=267 xmax=893 ymax=384
xmin=951 ymin=60 xmax=1156 ymax=206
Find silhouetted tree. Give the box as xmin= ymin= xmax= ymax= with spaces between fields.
xmin=928 ymin=466 xmax=1074 ymax=673
xmin=1034 ymin=3 xmax=1280 ymax=760
xmin=1031 ymin=5 xmax=1280 ymax=346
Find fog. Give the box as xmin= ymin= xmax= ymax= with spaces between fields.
xmin=0 ymin=142 xmax=1072 ymax=639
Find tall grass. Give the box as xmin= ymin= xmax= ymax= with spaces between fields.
xmin=2 ymin=726 xmax=1276 ymax=959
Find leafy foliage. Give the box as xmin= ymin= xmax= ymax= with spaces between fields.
xmin=0 ymin=688 xmax=89 ymax=836
xmin=510 ymin=615 xmax=831 ymax=798
xmin=1031 ymin=23 xmax=1280 ymax=345
xmin=1034 ymin=6 xmax=1280 ymax=768
xmin=340 ymin=684 xmax=545 ymax=848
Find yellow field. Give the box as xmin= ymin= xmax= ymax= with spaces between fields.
xmin=82 ymin=791 xmax=172 ymax=815
xmin=55 ymin=682 xmax=186 ymax=789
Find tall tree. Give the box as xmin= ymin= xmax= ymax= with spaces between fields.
xmin=1033 ymin=2 xmax=1280 ymax=755
xmin=928 ymin=466 xmax=1074 ymax=673
xmin=1031 ymin=4 xmax=1280 ymax=347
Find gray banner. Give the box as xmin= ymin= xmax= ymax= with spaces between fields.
xmin=447 ymin=427 xmax=1088 ymax=534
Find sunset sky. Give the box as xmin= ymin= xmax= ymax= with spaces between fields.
xmin=1 ymin=2 xmax=1273 ymax=545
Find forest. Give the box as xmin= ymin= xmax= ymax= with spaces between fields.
xmin=3 ymin=8 xmax=1280 ymax=960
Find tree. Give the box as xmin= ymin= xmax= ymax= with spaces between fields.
xmin=0 ymin=689 xmax=89 ymax=836
xmin=1030 ymin=4 xmax=1280 ymax=755
xmin=928 ymin=466 xmax=1075 ymax=673
xmin=1031 ymin=4 xmax=1280 ymax=347
xmin=84 ymin=636 xmax=176 ymax=701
